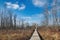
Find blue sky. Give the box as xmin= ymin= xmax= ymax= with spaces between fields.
xmin=0 ymin=0 xmax=60 ymax=25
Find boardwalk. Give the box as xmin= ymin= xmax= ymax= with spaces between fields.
xmin=30 ymin=29 xmax=41 ymax=40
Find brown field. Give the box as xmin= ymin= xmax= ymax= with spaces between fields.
xmin=38 ymin=26 xmax=60 ymax=40
xmin=0 ymin=28 xmax=35 ymax=40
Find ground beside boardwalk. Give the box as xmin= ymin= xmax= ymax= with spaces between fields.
xmin=38 ymin=26 xmax=60 ymax=40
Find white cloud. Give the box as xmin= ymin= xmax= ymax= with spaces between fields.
xmin=6 ymin=2 xmax=11 ymax=5
xmin=16 ymin=13 xmax=45 ymax=26
xmin=20 ymin=16 xmax=31 ymax=20
xmin=5 ymin=2 xmax=25 ymax=10
xmin=38 ymin=14 xmax=44 ymax=18
xmin=5 ymin=2 xmax=12 ymax=8
xmin=11 ymin=4 xmax=19 ymax=9
xmin=32 ymin=0 xmax=46 ymax=7
xmin=32 ymin=13 xmax=44 ymax=19
xmin=19 ymin=4 xmax=26 ymax=10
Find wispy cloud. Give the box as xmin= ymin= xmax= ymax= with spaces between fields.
xmin=17 ymin=13 xmax=44 ymax=25
xmin=19 ymin=4 xmax=26 ymax=10
xmin=20 ymin=16 xmax=31 ymax=20
xmin=32 ymin=0 xmax=46 ymax=7
xmin=5 ymin=2 xmax=26 ymax=10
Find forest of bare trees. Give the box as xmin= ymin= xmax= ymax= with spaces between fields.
xmin=0 ymin=7 xmax=31 ymax=30
xmin=0 ymin=0 xmax=60 ymax=30
xmin=0 ymin=8 xmax=16 ymax=29
xmin=43 ymin=0 xmax=60 ymax=27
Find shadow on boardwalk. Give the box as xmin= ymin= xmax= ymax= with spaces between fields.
xmin=37 ymin=30 xmax=44 ymax=40
xmin=30 ymin=29 xmax=44 ymax=40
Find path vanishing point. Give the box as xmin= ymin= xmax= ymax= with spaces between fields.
xmin=30 ymin=29 xmax=41 ymax=40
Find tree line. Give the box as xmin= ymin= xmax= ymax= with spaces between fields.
xmin=0 ymin=8 xmax=17 ymax=29
xmin=42 ymin=0 xmax=60 ymax=27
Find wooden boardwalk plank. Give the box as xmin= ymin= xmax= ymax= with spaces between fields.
xmin=30 ymin=29 xmax=41 ymax=40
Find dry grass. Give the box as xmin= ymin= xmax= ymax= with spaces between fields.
xmin=38 ymin=26 xmax=60 ymax=40
xmin=0 ymin=28 xmax=35 ymax=40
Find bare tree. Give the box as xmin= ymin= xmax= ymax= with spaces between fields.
xmin=14 ymin=14 xmax=17 ymax=29
xmin=21 ymin=19 xmax=26 ymax=29
xmin=26 ymin=22 xmax=29 ymax=28
xmin=19 ymin=20 xmax=21 ymax=27
xmin=21 ymin=19 xmax=24 ymax=28
xmin=52 ymin=0 xmax=58 ymax=26
xmin=44 ymin=2 xmax=49 ymax=26
xmin=8 ymin=10 xmax=13 ymax=29
xmin=1 ymin=9 xmax=5 ymax=29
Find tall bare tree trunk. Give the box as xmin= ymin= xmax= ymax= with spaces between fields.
xmin=1 ymin=9 xmax=5 ymax=29
xmin=9 ymin=11 xmax=13 ymax=29
xmin=52 ymin=0 xmax=58 ymax=26
xmin=14 ymin=14 xmax=17 ymax=29
xmin=44 ymin=2 xmax=49 ymax=27
xmin=21 ymin=19 xmax=24 ymax=28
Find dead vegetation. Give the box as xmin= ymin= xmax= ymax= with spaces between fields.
xmin=38 ymin=26 xmax=60 ymax=40
xmin=0 ymin=28 xmax=35 ymax=40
